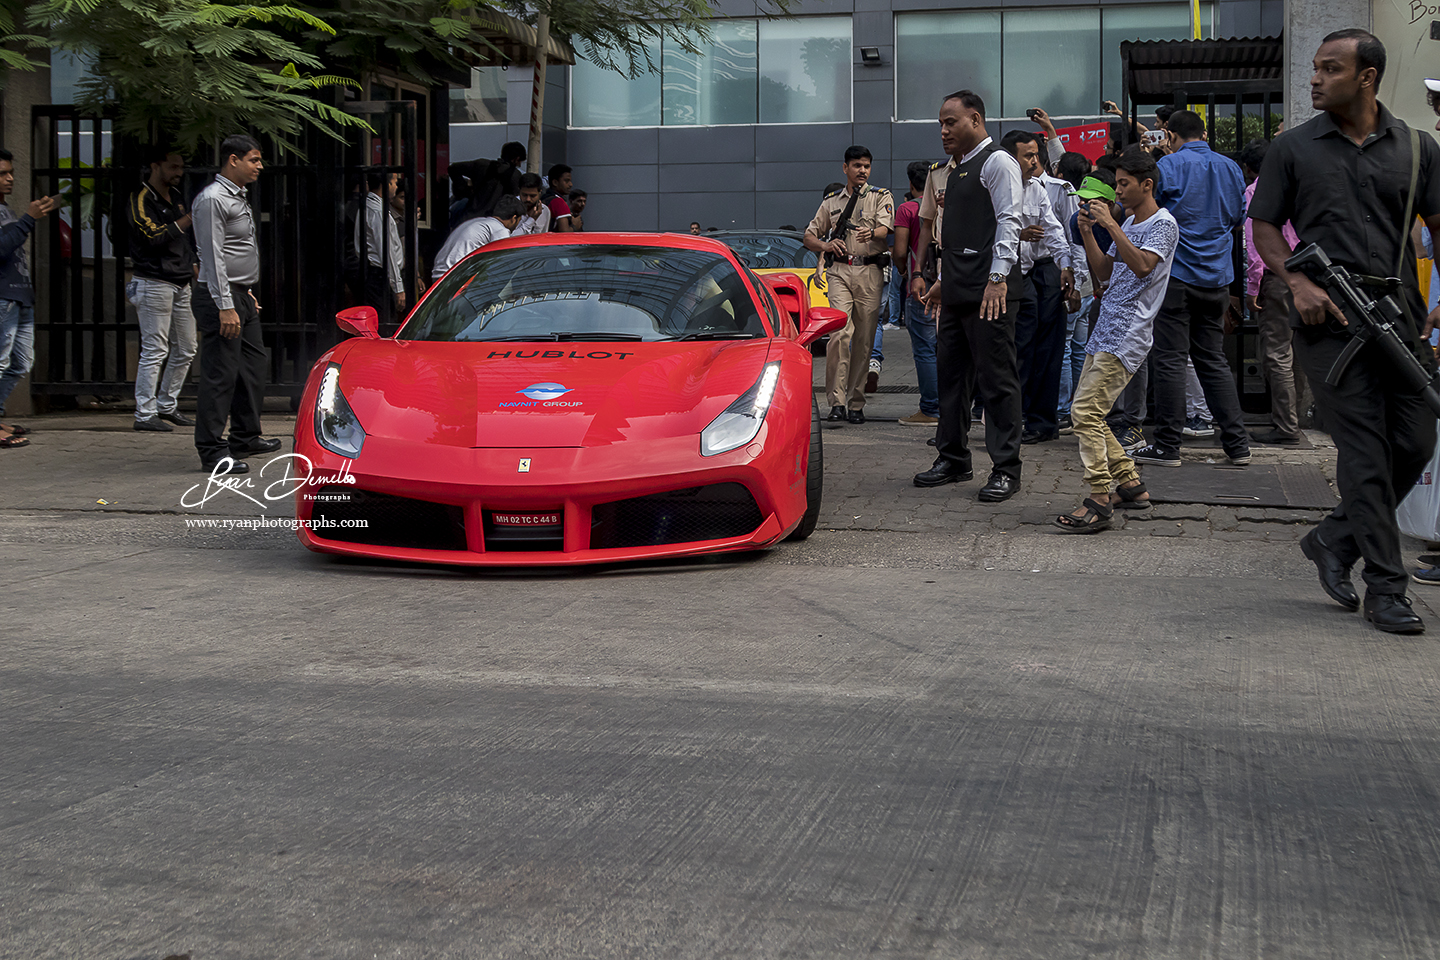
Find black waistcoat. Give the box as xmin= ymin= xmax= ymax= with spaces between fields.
xmin=940 ymin=142 xmax=1023 ymax=304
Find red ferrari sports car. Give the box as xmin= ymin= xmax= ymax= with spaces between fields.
xmin=292 ymin=233 xmax=847 ymax=566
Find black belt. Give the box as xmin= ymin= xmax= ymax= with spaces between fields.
xmin=831 ymin=255 xmax=887 ymax=267
xmin=1032 ymin=256 xmax=1054 ymax=267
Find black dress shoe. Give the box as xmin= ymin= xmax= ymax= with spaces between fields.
xmin=134 ymin=417 xmax=173 ymax=432
xmin=977 ymin=471 xmax=1019 ymax=502
xmin=199 ymin=458 xmax=250 ymax=475
xmin=927 ymin=436 xmax=937 ymax=446
xmin=229 ymin=436 xmax=283 ymax=458
xmin=1364 ymin=593 xmax=1425 ymax=634
xmin=1020 ymin=429 xmax=1058 ymax=444
xmin=158 ymin=410 xmax=195 ymax=427
xmin=1252 ymin=429 xmax=1300 ymax=445
xmin=913 ymin=458 xmax=972 ymax=487
xmin=827 ymin=405 xmax=847 ymax=422
xmin=847 ymin=409 xmax=865 ymax=424
xmin=1300 ymin=529 xmax=1359 ymax=610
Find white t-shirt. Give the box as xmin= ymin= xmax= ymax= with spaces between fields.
xmin=432 ymin=216 xmax=512 ymax=281
xmin=514 ymin=202 xmax=551 ymax=236
xmin=1086 ymin=207 xmax=1179 ymax=374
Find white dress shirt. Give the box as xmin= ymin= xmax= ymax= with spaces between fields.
xmin=356 ymin=191 xmax=404 ymax=294
xmin=431 ymin=216 xmax=512 ymax=281
xmin=514 ymin=202 xmax=551 ymax=236
xmin=1038 ymin=172 xmax=1085 ymax=290
xmin=960 ymin=136 xmax=1024 ymax=277
xmin=1019 ymin=176 xmax=1071 ymax=275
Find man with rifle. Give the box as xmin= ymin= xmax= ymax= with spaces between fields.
xmin=1251 ymin=29 xmax=1440 ymax=634
xmin=804 ymin=145 xmax=894 ymax=424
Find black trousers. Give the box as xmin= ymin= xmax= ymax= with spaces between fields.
xmin=1014 ymin=260 xmax=1066 ymax=434
xmin=1296 ymin=326 xmax=1435 ymax=596
xmin=1151 ymin=279 xmax=1248 ymax=454
xmin=194 ymin=282 xmax=266 ymax=464
xmin=935 ymin=297 xmax=1024 ymax=479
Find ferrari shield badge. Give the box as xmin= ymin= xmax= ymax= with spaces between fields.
xmin=518 ymin=458 xmax=531 ymax=473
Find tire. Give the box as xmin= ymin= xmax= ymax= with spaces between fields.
xmin=786 ymin=394 xmax=824 ymax=541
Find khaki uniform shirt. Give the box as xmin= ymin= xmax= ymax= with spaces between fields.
xmin=919 ymin=159 xmax=953 ymax=248
xmin=805 ymin=183 xmax=895 ymax=261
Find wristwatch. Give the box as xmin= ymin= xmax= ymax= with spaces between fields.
xmin=988 ymin=272 xmax=1006 ymax=284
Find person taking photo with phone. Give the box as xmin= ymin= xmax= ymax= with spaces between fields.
xmin=1055 ymin=147 xmax=1178 ymax=533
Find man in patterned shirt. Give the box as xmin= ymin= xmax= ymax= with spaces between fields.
xmin=1055 ymin=147 xmax=1178 ymax=533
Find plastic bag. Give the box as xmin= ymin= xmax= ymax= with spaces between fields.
xmin=1397 ymin=420 xmax=1440 ymax=542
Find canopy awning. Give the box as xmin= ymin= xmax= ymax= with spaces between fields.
xmin=469 ymin=10 xmax=576 ymax=67
xmin=1121 ymin=36 xmax=1283 ymax=104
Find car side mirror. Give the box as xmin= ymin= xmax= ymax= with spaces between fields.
xmin=336 ymin=306 xmax=380 ymax=339
xmin=797 ymin=307 xmax=847 ymax=347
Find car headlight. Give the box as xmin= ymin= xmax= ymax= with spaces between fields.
xmin=701 ymin=362 xmax=781 ymax=457
xmin=314 ymin=363 xmax=366 ymax=458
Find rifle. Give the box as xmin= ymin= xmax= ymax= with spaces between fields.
xmin=823 ymin=188 xmax=862 ymax=269
xmin=1284 ymin=242 xmax=1440 ymax=418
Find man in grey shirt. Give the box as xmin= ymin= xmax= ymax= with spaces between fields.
xmin=191 ymin=133 xmax=281 ymax=475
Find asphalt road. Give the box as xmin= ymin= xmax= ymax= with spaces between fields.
xmin=4 ymin=344 xmax=1440 ymax=958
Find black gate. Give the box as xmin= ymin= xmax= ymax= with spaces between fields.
xmin=30 ymin=99 xmax=431 ymax=403
xmin=1120 ymin=37 xmax=1284 ymax=414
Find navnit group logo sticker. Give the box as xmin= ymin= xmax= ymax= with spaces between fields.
xmin=518 ymin=382 xmax=572 ymax=401
xmin=500 ymin=382 xmax=583 ymax=408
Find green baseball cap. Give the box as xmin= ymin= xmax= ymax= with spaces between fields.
xmin=1068 ymin=176 xmax=1117 ymax=203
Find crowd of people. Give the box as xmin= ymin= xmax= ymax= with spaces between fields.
xmin=0 ymin=137 xmax=586 ymax=454
xmin=0 ymin=29 xmax=1437 ymax=633
xmin=794 ymin=29 xmax=1439 ymax=632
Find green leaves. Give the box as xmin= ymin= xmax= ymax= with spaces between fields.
xmin=16 ymin=0 xmax=799 ymax=148
xmin=27 ymin=0 xmax=379 ymax=153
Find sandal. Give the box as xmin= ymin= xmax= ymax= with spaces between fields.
xmin=1114 ymin=480 xmax=1151 ymax=511
xmin=1053 ymin=497 xmax=1113 ymax=534
xmin=0 ymin=423 xmax=28 ymax=436
xmin=0 ymin=434 xmax=30 ymax=448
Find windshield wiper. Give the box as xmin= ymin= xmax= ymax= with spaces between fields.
xmin=551 ymin=332 xmax=647 ymax=341
xmin=670 ymin=332 xmax=760 ymax=341
xmin=469 ymin=334 xmax=560 ymax=342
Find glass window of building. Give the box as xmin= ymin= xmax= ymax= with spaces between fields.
xmin=571 ymin=38 xmax=662 ymax=127
xmin=1001 ymin=8 xmax=1100 ymax=120
xmin=1101 ymin=5 xmax=1206 ymax=108
xmin=450 ymin=66 xmax=507 ymax=124
xmin=894 ymin=12 xmax=1001 ymax=125
xmin=663 ymin=20 xmax=758 ymax=125
xmin=758 ymin=17 xmax=852 ymax=124
xmin=896 ymin=3 xmax=1211 ymax=121
xmin=571 ymin=17 xmax=851 ymax=127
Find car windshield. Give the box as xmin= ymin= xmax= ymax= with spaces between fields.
xmin=718 ymin=234 xmax=818 ymax=270
xmin=401 ymin=244 xmax=767 ymax=342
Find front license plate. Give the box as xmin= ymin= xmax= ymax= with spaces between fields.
xmin=491 ymin=511 xmax=562 ymax=528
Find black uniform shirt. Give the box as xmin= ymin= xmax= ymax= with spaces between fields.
xmin=1248 ymin=102 xmax=1440 ymax=327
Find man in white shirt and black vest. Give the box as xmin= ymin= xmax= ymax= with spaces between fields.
xmin=911 ymin=90 xmax=1026 ymax=502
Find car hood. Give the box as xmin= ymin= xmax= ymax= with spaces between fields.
xmin=329 ymin=338 xmax=775 ymax=448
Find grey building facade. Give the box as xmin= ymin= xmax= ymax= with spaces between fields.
xmin=450 ymin=0 xmax=1282 ymax=233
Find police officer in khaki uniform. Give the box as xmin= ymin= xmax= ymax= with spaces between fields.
xmin=804 ymin=145 xmax=894 ymax=423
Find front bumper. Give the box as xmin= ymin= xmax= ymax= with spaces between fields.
xmin=293 ymin=428 xmax=804 ymax=566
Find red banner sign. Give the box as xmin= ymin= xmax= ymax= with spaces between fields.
xmin=1049 ymin=122 xmax=1111 ymax=163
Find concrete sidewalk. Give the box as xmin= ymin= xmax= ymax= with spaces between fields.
xmin=1 ymin=329 xmax=1349 ymax=548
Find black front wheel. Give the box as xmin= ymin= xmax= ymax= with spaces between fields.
xmin=785 ymin=395 xmax=824 ymax=542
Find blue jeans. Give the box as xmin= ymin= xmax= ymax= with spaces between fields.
xmin=871 ymin=317 xmax=884 ymax=363
xmin=883 ymin=263 xmax=905 ymax=325
xmin=1058 ymin=294 xmax=1092 ymax=415
xmin=905 ymin=292 xmax=939 ymax=416
xmin=129 ymin=277 xmax=197 ymax=420
xmin=0 ymin=299 xmax=35 ymax=416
